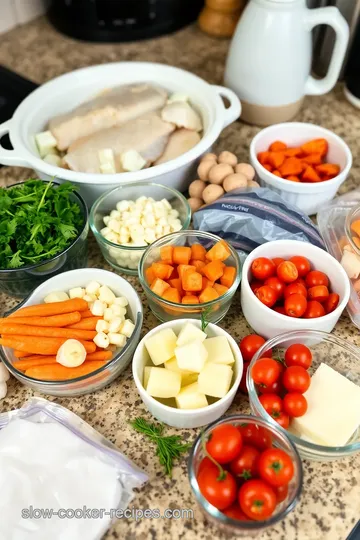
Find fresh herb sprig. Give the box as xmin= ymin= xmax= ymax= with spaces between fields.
xmin=0 ymin=179 xmax=83 ymax=270
xmin=201 ymin=306 xmax=212 ymax=332
xmin=130 ymin=417 xmax=191 ymax=476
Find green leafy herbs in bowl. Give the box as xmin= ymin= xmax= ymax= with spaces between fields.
xmin=0 ymin=180 xmax=84 ymax=270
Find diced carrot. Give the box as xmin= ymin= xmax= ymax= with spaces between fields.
xmin=202 ymin=277 xmax=215 ymax=290
xmin=213 ymin=283 xmax=229 ymax=296
xmin=284 ymin=147 xmax=303 ymax=158
xmin=351 ymin=220 xmax=360 ymax=238
xmin=169 ymin=278 xmax=184 ymax=296
xmin=182 ymin=271 xmax=203 ymax=292
xmin=257 ymin=151 xmax=271 ymax=165
xmin=152 ymin=262 xmax=173 ymax=280
xmin=302 ymin=166 xmax=322 ymax=183
xmin=206 ymin=240 xmax=231 ymax=262
xmin=268 ymin=152 xmax=285 ymax=169
xmin=191 ymin=244 xmax=207 ymax=261
xmin=173 ymin=246 xmax=191 ymax=265
xmin=178 ymin=264 xmax=195 ymax=280
xmin=145 ymin=266 xmax=156 ymax=285
xmin=301 ymin=138 xmax=328 ymax=157
xmin=339 ymin=236 xmax=350 ymax=250
xmin=263 ymin=164 xmax=273 ymax=172
xmin=301 ymin=153 xmax=323 ymax=166
xmin=286 ymin=175 xmax=300 ymax=182
xmin=160 ymin=245 xmax=173 ymax=263
xmin=162 ymin=287 xmax=181 ymax=303
xmin=315 ymin=163 xmax=340 ymax=178
xmin=269 ymin=141 xmax=287 ymax=152
xmin=199 ymin=287 xmax=219 ymax=303
xmin=220 ymin=266 xmax=237 ymax=288
xmin=280 ymin=157 xmax=303 ymax=177
xmin=352 ymin=236 xmax=360 ymax=249
xmin=203 ymin=260 xmax=225 ymax=282
xmin=190 ymin=259 xmax=207 ymax=275
xmin=272 ymin=170 xmax=282 ymax=178
xmin=182 ymin=295 xmax=199 ymax=304
xmin=150 ymin=278 xmax=170 ymax=296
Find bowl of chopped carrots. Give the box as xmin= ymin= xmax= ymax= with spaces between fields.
xmin=139 ymin=231 xmax=241 ymax=324
xmin=250 ymin=122 xmax=352 ymax=216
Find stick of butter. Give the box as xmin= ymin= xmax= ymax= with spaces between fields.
xmin=292 ymin=363 xmax=360 ymax=447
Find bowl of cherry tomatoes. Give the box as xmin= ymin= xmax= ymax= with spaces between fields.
xmin=241 ymin=240 xmax=350 ymax=339
xmin=188 ymin=414 xmax=303 ymax=536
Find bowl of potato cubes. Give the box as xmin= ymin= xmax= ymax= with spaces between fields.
xmin=132 ymin=319 xmax=243 ymax=428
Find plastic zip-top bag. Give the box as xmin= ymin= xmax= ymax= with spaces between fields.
xmin=0 ymin=397 xmax=148 ymax=540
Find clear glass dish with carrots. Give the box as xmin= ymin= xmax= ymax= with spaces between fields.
xmin=139 ymin=231 xmax=241 ymax=324
xmin=257 ymin=139 xmax=341 ymax=183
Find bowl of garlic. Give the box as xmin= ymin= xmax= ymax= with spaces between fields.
xmin=90 ymin=182 xmax=191 ymax=275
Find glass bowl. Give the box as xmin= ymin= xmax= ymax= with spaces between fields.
xmin=139 ymin=230 xmax=241 ymax=324
xmin=89 ymin=182 xmax=191 ymax=276
xmin=345 ymin=203 xmax=360 ymax=255
xmin=0 ymin=181 xmax=88 ymax=299
xmin=247 ymin=330 xmax=360 ymax=461
xmin=188 ymin=414 xmax=303 ymax=537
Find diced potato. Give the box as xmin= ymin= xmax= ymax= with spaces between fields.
xmin=181 ymin=372 xmax=198 ymax=387
xmin=198 ymin=364 xmax=233 ymax=398
xmin=143 ymin=366 xmax=152 ymax=389
xmin=43 ymin=154 xmax=62 ymax=167
xmin=44 ymin=291 xmax=69 ymax=303
xmin=203 ymin=336 xmax=234 ymax=365
xmin=175 ymin=382 xmax=208 ymax=409
xmin=35 ymin=130 xmax=57 ymax=158
xmin=145 ymin=329 xmax=177 ymax=366
xmin=175 ymin=341 xmax=208 ymax=373
xmin=176 ymin=323 xmax=207 ymax=347
xmin=164 ymin=357 xmax=192 ymax=375
xmin=146 ymin=367 xmax=181 ymax=398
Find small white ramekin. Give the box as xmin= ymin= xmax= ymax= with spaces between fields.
xmin=250 ymin=122 xmax=352 ymax=216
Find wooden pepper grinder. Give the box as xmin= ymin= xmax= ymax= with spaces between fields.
xmin=198 ymin=0 xmax=245 ymax=38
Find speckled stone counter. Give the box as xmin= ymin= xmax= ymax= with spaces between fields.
xmin=0 ymin=17 xmax=360 ymax=540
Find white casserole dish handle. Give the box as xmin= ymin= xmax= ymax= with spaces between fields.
xmin=212 ymin=85 xmax=242 ymax=128
xmin=0 ymin=119 xmax=30 ymax=167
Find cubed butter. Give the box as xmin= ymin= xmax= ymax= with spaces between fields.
xmin=146 ymin=367 xmax=181 ymax=398
xmin=175 ymin=341 xmax=208 ymax=373
xmin=198 ymin=363 xmax=233 ymax=398
xmin=203 ymin=336 xmax=234 ymax=365
xmin=145 ymin=328 xmax=177 ymax=365
xmin=176 ymin=322 xmax=207 ymax=347
xmin=175 ymin=382 xmax=208 ymax=409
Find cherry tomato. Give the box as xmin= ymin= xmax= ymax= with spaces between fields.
xmin=250 ymin=280 xmax=264 ymax=294
xmin=198 ymin=457 xmax=218 ymax=476
xmin=197 ymin=467 xmax=237 ymax=510
xmin=283 ymin=392 xmax=308 ymax=417
xmin=264 ymin=276 xmax=286 ymax=299
xmin=238 ymin=479 xmax=277 ymax=520
xmin=275 ymin=484 xmax=289 ymax=503
xmin=223 ymin=503 xmax=250 ymax=520
xmin=206 ymin=424 xmax=243 ymax=464
xmin=293 ymin=277 xmax=307 ymax=288
xmin=283 ymin=366 xmax=310 ymax=393
xmin=258 ymin=448 xmax=294 ymax=487
xmin=275 ymin=412 xmax=290 ymax=429
xmin=259 ymin=393 xmax=283 ymax=418
xmin=277 ymin=261 xmax=299 ymax=283
xmin=255 ymin=285 xmax=277 ymax=308
xmin=303 ymin=300 xmax=325 ymax=319
xmin=258 ymin=378 xmax=282 ymax=394
xmin=284 ymin=282 xmax=307 ymax=299
xmin=289 ymin=256 xmax=311 ymax=277
xmin=272 ymin=257 xmax=285 ymax=268
xmin=285 ymin=343 xmax=312 ymax=369
xmin=230 ymin=444 xmax=260 ymax=480
xmin=308 ymin=285 xmax=329 ymax=303
xmin=238 ymin=423 xmax=272 ymax=450
xmin=273 ymin=305 xmax=286 ymax=315
xmin=239 ymin=362 xmax=250 ymax=394
xmin=251 ymin=358 xmax=282 ymax=388
xmin=325 ymin=292 xmax=340 ymax=313
xmin=305 ymin=270 xmax=329 ymax=288
xmin=239 ymin=334 xmax=266 ymax=362
xmin=284 ymin=293 xmax=307 ymax=318
xmin=251 ymin=257 xmax=276 ymax=280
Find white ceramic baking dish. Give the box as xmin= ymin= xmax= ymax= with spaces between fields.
xmin=0 ymin=62 xmax=241 ymax=207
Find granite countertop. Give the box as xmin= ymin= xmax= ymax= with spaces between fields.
xmin=0 ymin=17 xmax=360 ymax=540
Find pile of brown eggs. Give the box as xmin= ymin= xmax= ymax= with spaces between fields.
xmin=187 ymin=151 xmax=259 ymax=212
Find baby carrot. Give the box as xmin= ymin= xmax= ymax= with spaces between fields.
xmin=9 ymin=298 xmax=88 ymax=319
xmin=0 ymin=336 xmax=96 ymax=355
xmin=80 ymin=309 xmax=94 ymax=319
xmin=24 ymin=361 xmax=107 ymax=381
xmin=86 ymin=350 xmax=113 ymax=362
xmin=0 ymin=312 xmax=81 ymax=328
xmin=13 ymin=356 xmax=57 ymax=371
xmin=0 ymin=324 xmax=96 ymax=341
xmin=67 ymin=317 xmax=101 ymax=330
xmin=13 ymin=350 xmax=33 ymax=358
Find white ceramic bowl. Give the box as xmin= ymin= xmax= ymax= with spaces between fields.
xmin=241 ymin=240 xmax=350 ymax=339
xmin=250 ymin=122 xmax=352 ymax=216
xmin=0 ymin=62 xmax=241 ymax=207
xmin=0 ymin=268 xmax=143 ymax=397
xmin=132 ymin=319 xmax=243 ymax=429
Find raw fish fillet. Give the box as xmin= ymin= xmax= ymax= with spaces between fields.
xmin=49 ymin=84 xmax=168 ymax=150
xmin=155 ymin=129 xmax=201 ymax=165
xmin=64 ymin=112 xmax=175 ymax=173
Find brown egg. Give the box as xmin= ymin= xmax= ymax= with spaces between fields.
xmin=202 ymin=152 xmax=218 ymax=161
xmin=235 ymin=163 xmax=256 ymax=180
xmin=223 ymin=173 xmax=248 ymax=192
xmin=187 ymin=197 xmax=203 ymax=212
xmin=218 ymin=151 xmax=237 ymax=167
xmin=208 ymin=163 xmax=234 ymax=185
xmin=189 ymin=179 xmax=207 ymax=199
xmin=248 ymin=180 xmax=260 ymax=188
xmin=197 ymin=159 xmax=216 ymax=181
xmin=202 ymin=184 xmax=225 ymax=204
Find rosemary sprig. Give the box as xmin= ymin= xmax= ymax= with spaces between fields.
xmin=201 ymin=306 xmax=212 ymax=332
xmin=130 ymin=417 xmax=191 ymax=476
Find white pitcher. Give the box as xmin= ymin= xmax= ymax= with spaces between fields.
xmin=224 ymin=0 xmax=349 ymax=126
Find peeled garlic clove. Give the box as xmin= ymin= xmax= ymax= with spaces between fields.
xmin=44 ymin=291 xmax=69 ymax=303
xmin=0 ymin=382 xmax=7 ymax=400
xmin=223 ymin=173 xmax=248 ymax=192
xmin=197 ymin=159 xmax=216 ymax=181
xmin=208 ymin=163 xmax=234 ymax=185
xmin=56 ymin=339 xmax=87 ymax=368
xmin=189 ymin=179 xmax=207 ymax=199
xmin=218 ymin=151 xmax=237 ymax=167
xmin=0 ymin=363 xmax=10 ymax=383
xmin=248 ymin=180 xmax=260 ymax=188
xmin=235 ymin=163 xmax=256 ymax=180
xmin=188 ymin=197 xmax=203 ymax=212
xmin=202 ymin=184 xmax=225 ymax=204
